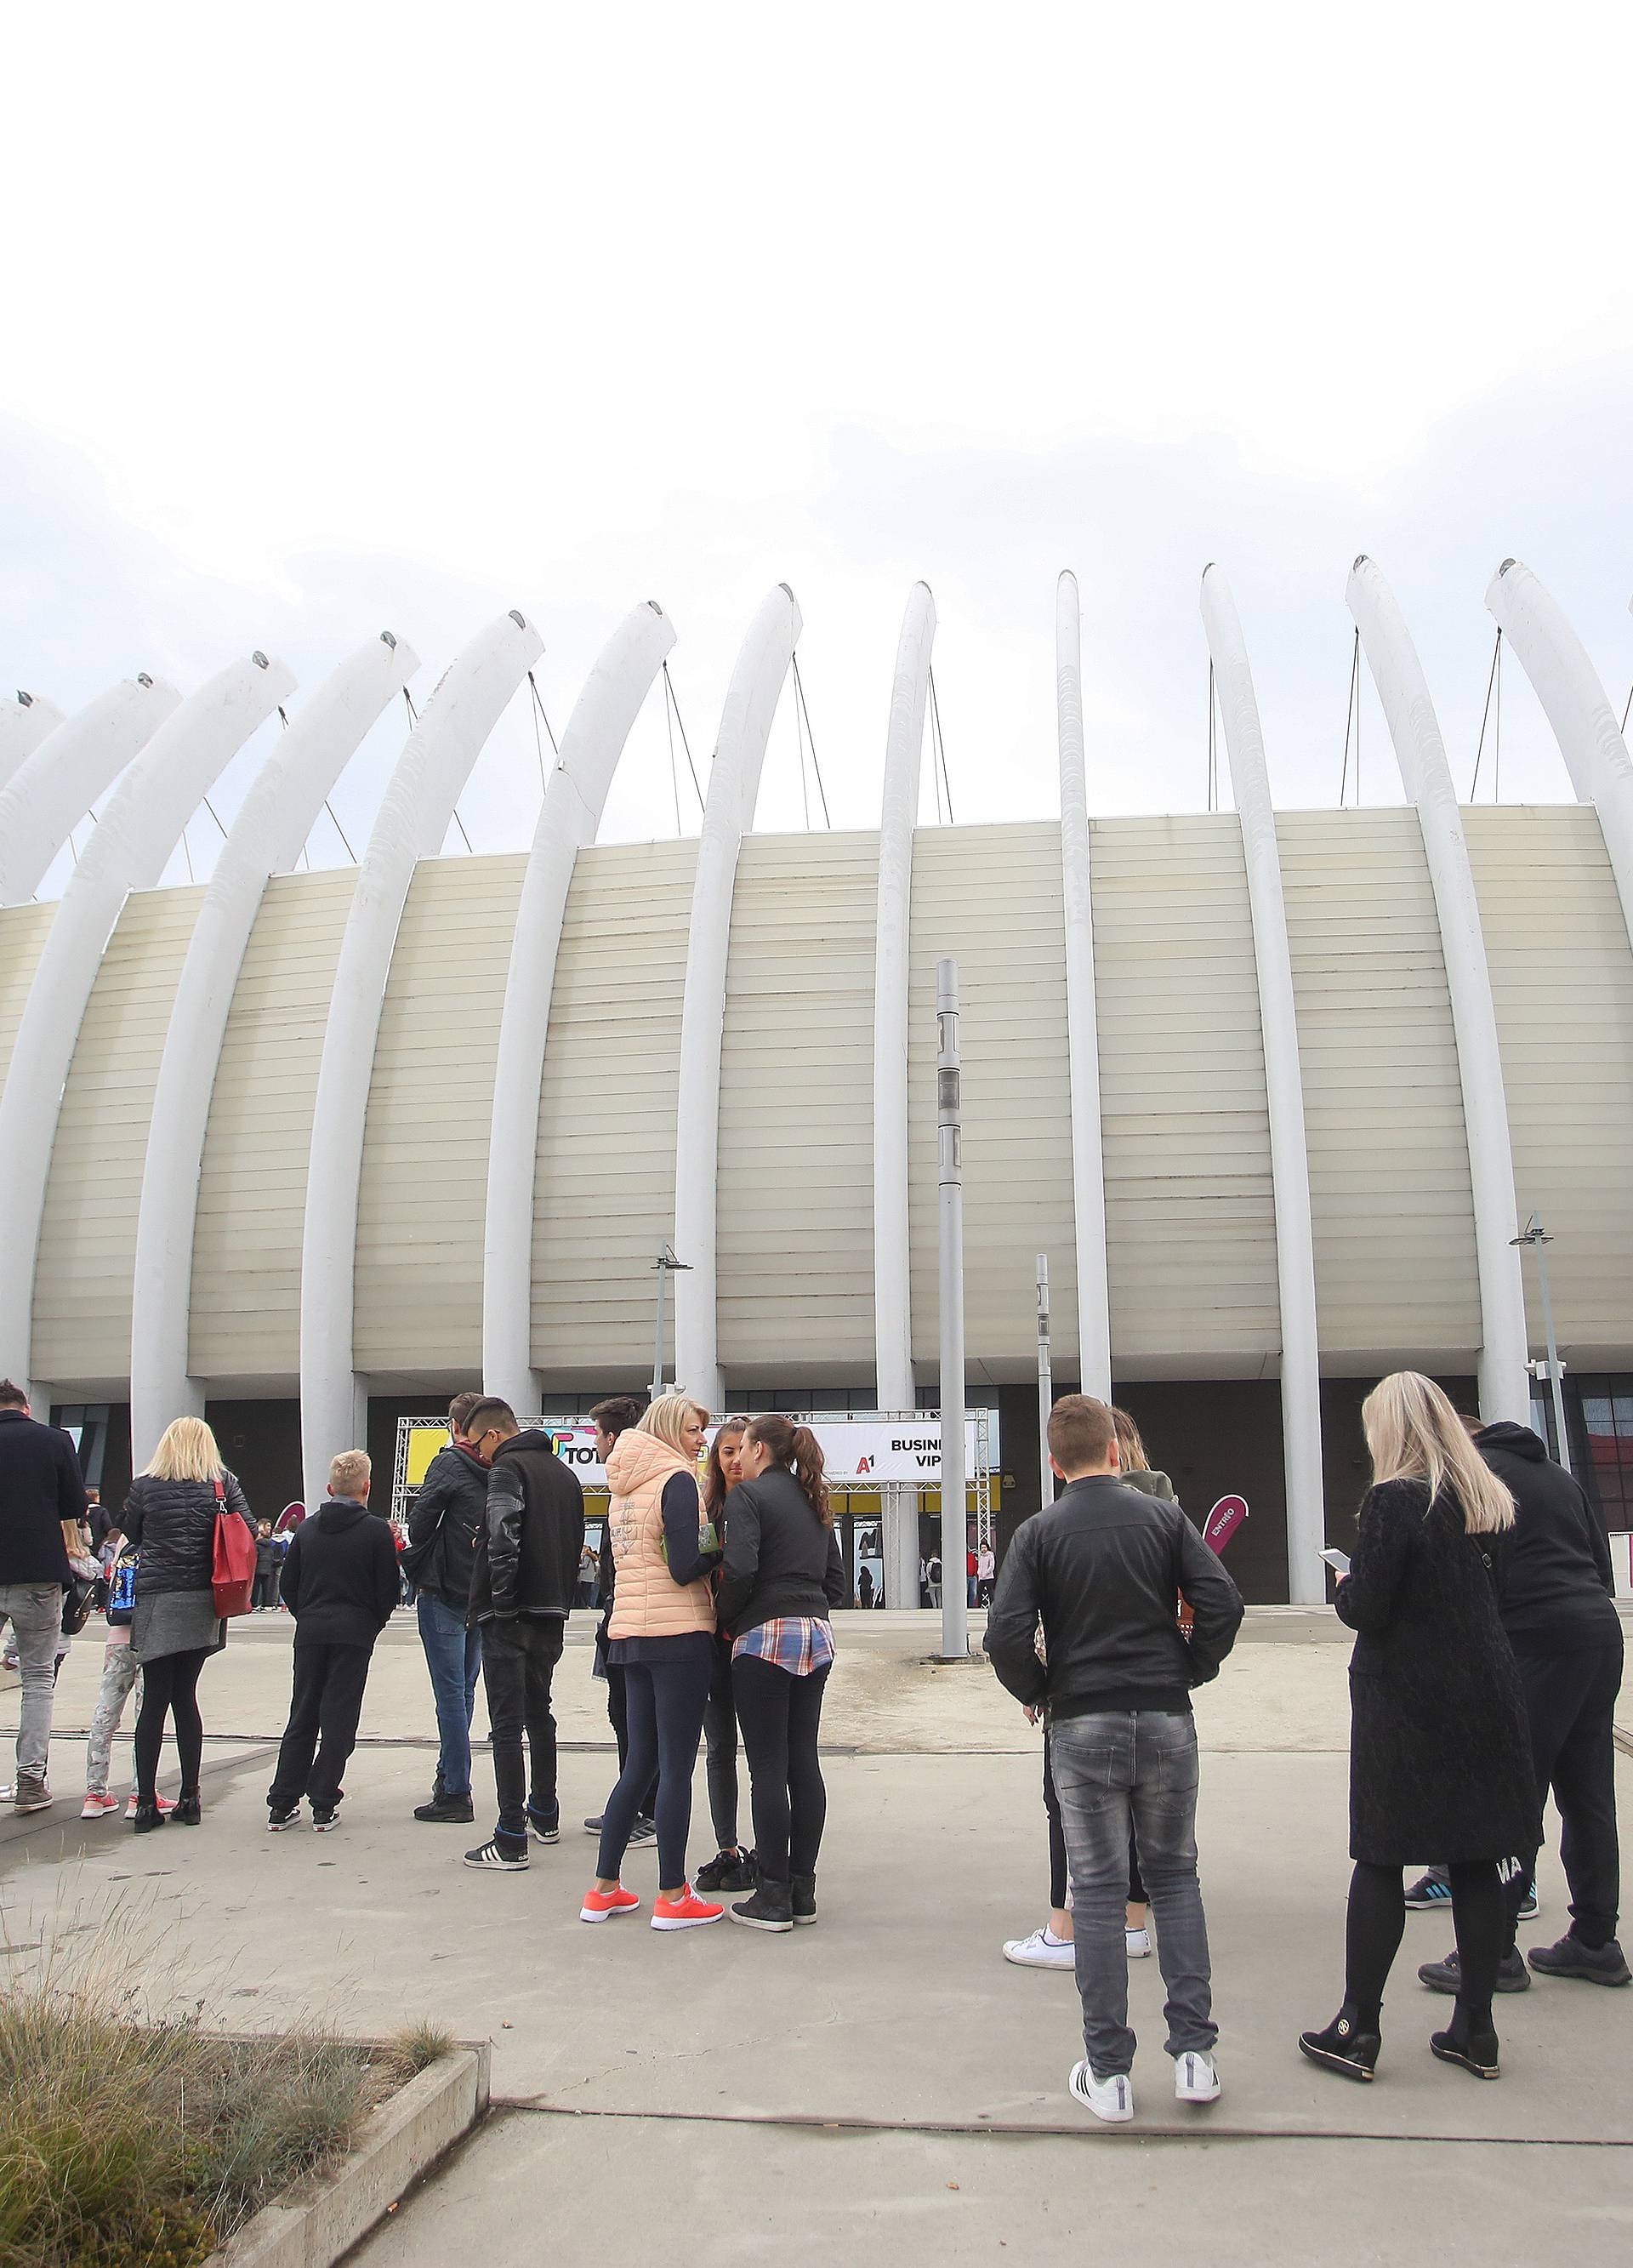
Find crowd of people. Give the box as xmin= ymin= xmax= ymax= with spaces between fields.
xmin=0 ymin=1365 xmax=1625 ymax=2108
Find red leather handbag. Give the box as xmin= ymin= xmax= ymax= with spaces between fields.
xmin=211 ymin=1479 xmax=257 ymax=1618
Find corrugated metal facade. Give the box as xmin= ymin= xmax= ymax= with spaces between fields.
xmin=1090 ymin=815 xmax=1279 ymax=1373
xmin=1465 ymin=805 xmax=1633 ymax=1360
xmin=530 ymin=838 xmax=698 ymax=1381
xmin=1279 ymin=809 xmax=1480 ymax=1366
xmin=34 ymin=886 xmax=204 ymax=1386
xmin=2 ymin=809 xmax=1629 ymax=1398
xmin=355 ymin=853 xmax=526 ymax=1376
xmin=189 ymin=869 xmax=356 ymax=1384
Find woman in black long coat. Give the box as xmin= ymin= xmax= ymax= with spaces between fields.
xmin=1300 ymin=1373 xmax=1539 ymax=2085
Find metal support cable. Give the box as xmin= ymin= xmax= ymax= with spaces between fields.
xmin=663 ymin=664 xmax=684 ymax=836
xmin=1471 ymin=628 xmax=1502 ymax=802
xmin=452 ymin=807 xmax=475 ymax=854
xmin=1622 ymin=681 xmax=1633 ymax=736
xmin=1338 ymin=628 xmax=1361 ymax=808
xmin=928 ymin=664 xmax=954 ymax=823
xmin=324 ymin=801 xmax=356 ymax=862
xmin=527 ymin=670 xmax=552 ymax=794
xmin=663 ymin=662 xmax=704 ymax=813
xmin=790 ymin=652 xmax=830 ymax=827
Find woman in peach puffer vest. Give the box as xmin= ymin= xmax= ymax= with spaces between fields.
xmin=582 ymin=1394 xmax=725 ymax=1931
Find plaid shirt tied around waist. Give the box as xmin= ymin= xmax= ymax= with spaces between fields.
xmin=731 ymin=1616 xmax=836 ymax=1677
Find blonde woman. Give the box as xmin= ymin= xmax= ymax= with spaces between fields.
xmin=121 ymin=1417 xmax=254 ymax=1833
xmin=583 ymin=1393 xmax=725 ymax=1929
xmin=1300 ymin=1373 xmax=1539 ymax=2084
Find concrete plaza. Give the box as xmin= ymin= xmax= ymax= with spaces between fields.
xmin=3 ymin=1611 xmax=1630 ymax=2262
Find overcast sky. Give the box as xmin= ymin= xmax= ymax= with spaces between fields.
xmin=4 ymin=3 xmax=1632 ymax=892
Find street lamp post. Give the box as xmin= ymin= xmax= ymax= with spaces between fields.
xmin=937 ymin=958 xmax=967 ymax=1660
xmin=1036 ymin=1252 xmax=1053 ymax=1515
xmin=651 ymin=1241 xmax=691 ymax=1404
xmin=1511 ymin=1212 xmax=1571 ymax=1473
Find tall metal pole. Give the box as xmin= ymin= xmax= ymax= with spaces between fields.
xmin=937 ymin=958 xmax=968 ymax=1658
xmin=651 ymin=1249 xmax=668 ymax=1404
xmin=1512 ymin=1212 xmax=1571 ymax=1473
xmin=651 ymin=1242 xmax=691 ymax=1405
xmin=1036 ymin=1252 xmax=1053 ymax=1514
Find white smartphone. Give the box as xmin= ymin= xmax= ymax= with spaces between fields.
xmin=1319 ymin=1547 xmax=1351 ymax=1577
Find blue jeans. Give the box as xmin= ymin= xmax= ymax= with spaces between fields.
xmin=416 ymin=1591 xmax=481 ymax=1798
xmin=1050 ymin=1710 xmax=1216 ymax=2077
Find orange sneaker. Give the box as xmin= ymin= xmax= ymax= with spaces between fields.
xmin=580 ymin=1884 xmax=642 ymax=1924
xmin=651 ymin=1885 xmax=725 ymax=1932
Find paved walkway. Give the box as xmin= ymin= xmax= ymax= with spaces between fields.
xmin=3 ymin=1617 xmax=1630 ymax=2261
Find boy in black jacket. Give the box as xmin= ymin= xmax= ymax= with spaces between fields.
xmin=461 ymin=1399 xmax=585 ymax=1872
xmin=267 ymin=1451 xmax=400 ymax=1832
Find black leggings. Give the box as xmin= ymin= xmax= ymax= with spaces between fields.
xmin=597 ymin=1649 xmax=713 ymax=1887
xmin=1346 ymin=1859 xmax=1505 ymax=2033
xmin=731 ymin=1654 xmax=831 ymax=1883
xmin=1044 ymin=1733 xmax=1145 ymax=1910
xmin=133 ymin=1647 xmax=210 ymax=1804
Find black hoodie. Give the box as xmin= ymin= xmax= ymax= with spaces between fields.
xmin=1475 ymin=1422 xmax=1620 ymax=1650
xmin=278 ymin=1498 xmax=401 ymax=1648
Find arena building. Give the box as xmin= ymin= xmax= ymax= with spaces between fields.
xmin=3 ymin=559 xmax=1631 ymax=1606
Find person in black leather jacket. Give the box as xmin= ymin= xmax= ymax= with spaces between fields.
xmin=460 ymin=1399 xmax=584 ymax=1869
xmin=407 ymin=1392 xmax=489 ymax=1825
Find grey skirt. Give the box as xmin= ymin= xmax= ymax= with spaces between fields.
xmin=132 ymin=1587 xmax=224 ymax=1666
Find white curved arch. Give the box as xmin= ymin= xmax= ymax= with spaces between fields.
xmin=672 ymin=582 xmax=802 ymax=1410
xmin=1057 ymin=571 xmax=1112 ymax=1399
xmin=0 ymin=675 xmax=183 ymax=906
xmin=0 ymin=694 xmax=66 ymax=795
xmin=299 ymin=610 xmax=543 ymax=1505
xmin=1348 ymin=558 xmax=1529 ymax=1424
xmin=1198 ymin=567 xmax=1323 ymax=1603
xmin=0 ymin=652 xmax=297 ymax=1399
xmin=873 ymin=580 xmax=934 ymax=1416
xmin=482 ymin=601 xmax=676 ymax=1408
xmin=1486 ymin=558 xmax=1633 ymax=953
xmin=130 ymin=632 xmax=419 ymax=1462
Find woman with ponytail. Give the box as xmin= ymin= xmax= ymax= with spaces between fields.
xmin=714 ymin=1416 xmax=846 ymax=1931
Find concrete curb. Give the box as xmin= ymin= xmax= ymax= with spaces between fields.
xmin=216 ymin=2043 xmax=489 ymax=2267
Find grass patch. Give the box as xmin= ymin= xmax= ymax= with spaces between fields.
xmin=0 ymin=1928 xmax=448 ymax=2267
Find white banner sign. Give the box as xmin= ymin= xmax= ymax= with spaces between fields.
xmin=402 ymin=1414 xmax=993 ymax=1495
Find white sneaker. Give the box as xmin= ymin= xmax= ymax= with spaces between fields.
xmin=1004 ymin=1926 xmax=1075 ymax=1970
xmin=1068 ymin=2060 xmax=1134 ymax=2123
xmin=1125 ymin=1926 xmax=1152 ymax=1958
xmin=1174 ymin=2050 xmax=1220 ymax=2104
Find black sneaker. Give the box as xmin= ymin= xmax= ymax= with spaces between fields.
xmin=583 ymin=1813 xmax=606 ymax=1836
xmin=414 ymin=1792 xmax=475 ymax=1824
xmin=312 ymin=1807 xmax=339 ymax=1833
xmin=267 ymin=1805 xmax=300 ymax=1832
xmin=1298 ymin=2008 xmax=1380 ymax=2081
xmin=696 ymin=1848 xmax=756 ymax=1893
xmin=464 ymin=1838 xmax=529 ymax=1872
xmin=1404 ymin=1871 xmax=1453 ymax=1910
xmin=526 ymin=1806 xmax=560 ymax=1846
xmin=627 ymin=1814 xmax=658 ymax=1849
xmin=1527 ymin=1934 xmax=1631 ymax=1986
xmin=791 ymin=1872 xmax=817 ymax=1926
xmin=1416 ymin=1947 xmax=1529 ymax=1997
xmin=730 ymin=1880 xmax=794 ymax=1932
xmin=1430 ymin=2024 xmax=1501 ymax=2078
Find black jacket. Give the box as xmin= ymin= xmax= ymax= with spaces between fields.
xmin=714 ymin=1467 xmax=845 ymax=1636
xmin=122 ymin=1470 xmax=254 ymax=1596
xmin=468 ymin=1431 xmax=585 ymax=1625
xmin=278 ymin=1499 xmax=401 ymax=1648
xmin=0 ymin=1409 xmax=83 ymax=1587
xmin=406 ymin=1442 xmax=488 ymax=1611
xmin=1475 ymin=1422 xmax=1620 ymax=1650
xmin=985 ymin=1474 xmax=1244 ymax=1718
xmin=1335 ymin=1478 xmax=1539 ymax=1865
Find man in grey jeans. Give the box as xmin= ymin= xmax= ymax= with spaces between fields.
xmin=985 ymin=1394 xmax=1243 ymax=2123
xmin=0 ymin=1380 xmax=84 ymax=1813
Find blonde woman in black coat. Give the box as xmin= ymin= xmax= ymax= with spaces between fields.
xmin=1300 ymin=1373 xmax=1539 ymax=2084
